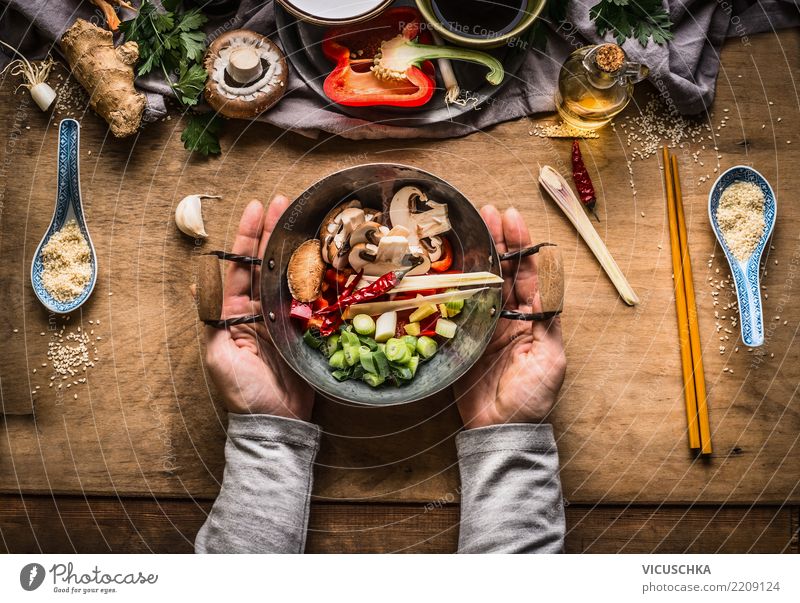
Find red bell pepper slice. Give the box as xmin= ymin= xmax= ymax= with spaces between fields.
xmin=322 ymin=7 xmax=435 ymax=108
xmin=290 ymin=299 xmax=313 ymax=322
xmin=431 ymin=238 xmax=453 ymax=272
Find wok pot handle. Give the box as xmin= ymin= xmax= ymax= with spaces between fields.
xmin=498 ymin=244 xmax=564 ymax=322
xmin=196 ymin=251 xmax=265 ymax=328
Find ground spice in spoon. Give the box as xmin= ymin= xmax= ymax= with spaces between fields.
xmin=41 ymin=219 xmax=91 ymax=301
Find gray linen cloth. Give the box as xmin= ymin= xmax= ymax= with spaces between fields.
xmin=194 ymin=413 xmax=565 ymax=554
xmin=1 ymin=1 xmax=797 ymax=139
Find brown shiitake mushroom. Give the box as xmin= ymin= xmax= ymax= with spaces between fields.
xmin=204 ymin=30 xmax=288 ymax=120
xmin=287 ymin=239 xmax=324 ymax=302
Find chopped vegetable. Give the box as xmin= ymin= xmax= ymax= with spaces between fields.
xmin=437 ymin=303 xmax=449 ymax=319
xmin=430 ymin=237 xmax=453 ymax=272
xmin=385 ymin=338 xmax=412 ymax=363
xmin=435 ymin=318 xmax=458 ymax=339
xmin=363 ymin=373 xmax=386 ymax=387
xmin=303 ymin=329 xmax=323 ymax=349
xmin=374 ymin=311 xmax=397 ymax=343
xmin=416 ymin=336 xmax=438 ymax=359
xmin=329 ymin=349 xmax=346 ymax=369
xmin=409 ymin=303 xmax=437 ymax=323
xmin=444 ymin=290 xmax=464 ymax=316
xmin=352 ymin=313 xmax=376 ymax=336
xmin=290 ymin=299 xmax=313 ymax=321
xmin=403 ymin=322 xmax=421 ymax=336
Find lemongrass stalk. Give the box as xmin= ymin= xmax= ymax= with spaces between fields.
xmin=539 ymin=165 xmax=639 ymax=305
xmin=343 ymin=287 xmax=489 ymax=319
xmin=350 ymin=271 xmax=503 ymax=292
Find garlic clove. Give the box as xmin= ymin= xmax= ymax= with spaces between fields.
xmin=175 ymin=194 xmax=221 ymax=239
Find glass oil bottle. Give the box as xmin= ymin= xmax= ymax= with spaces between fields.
xmin=555 ymin=43 xmax=649 ymax=131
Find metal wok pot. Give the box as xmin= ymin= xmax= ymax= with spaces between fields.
xmin=199 ymin=163 xmax=563 ymax=406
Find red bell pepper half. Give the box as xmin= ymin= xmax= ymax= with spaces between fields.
xmin=322 ymin=7 xmax=436 ymax=108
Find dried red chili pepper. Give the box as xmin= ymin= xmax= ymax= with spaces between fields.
xmin=571 ymin=140 xmax=600 ymax=222
xmin=316 ymin=268 xmax=404 ymax=316
xmin=316 ymin=269 xmax=364 ymax=336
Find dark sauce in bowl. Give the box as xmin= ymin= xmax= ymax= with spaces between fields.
xmin=431 ymin=0 xmax=529 ymax=40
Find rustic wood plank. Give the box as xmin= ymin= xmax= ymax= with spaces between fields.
xmin=0 ymin=32 xmax=797 ymax=504
xmin=0 ymin=495 xmax=795 ymax=553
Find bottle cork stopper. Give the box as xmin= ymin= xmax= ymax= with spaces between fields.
xmin=595 ymin=44 xmax=625 ymax=73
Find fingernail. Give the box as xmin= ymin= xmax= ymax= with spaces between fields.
xmin=506 ymin=206 xmax=520 ymax=219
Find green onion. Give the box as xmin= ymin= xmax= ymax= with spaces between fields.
xmin=407 ymin=355 xmax=420 ymax=376
xmin=416 ymin=336 xmax=438 ymax=359
xmin=372 ymin=350 xmax=390 ymax=378
xmin=391 ymin=365 xmax=413 ymax=381
xmin=358 ymin=335 xmax=378 ymax=350
xmin=329 ymin=349 xmax=346 ymax=369
xmin=363 ymin=372 xmax=385 ymax=387
xmin=332 ymin=368 xmax=352 ymax=381
xmin=402 ymin=335 xmax=418 ymax=356
xmin=343 ymin=344 xmax=360 ymax=366
xmin=303 ymin=329 xmax=323 ymax=349
xmin=385 ymin=338 xmax=411 ymax=363
xmin=352 ymin=314 xmax=376 ymax=336
xmin=360 ymin=350 xmax=376 ymax=374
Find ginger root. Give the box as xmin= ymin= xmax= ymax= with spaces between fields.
xmin=60 ymin=19 xmax=145 ymax=138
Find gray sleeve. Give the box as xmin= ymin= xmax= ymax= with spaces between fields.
xmin=456 ymin=423 xmax=566 ymax=554
xmin=195 ymin=413 xmax=321 ymax=554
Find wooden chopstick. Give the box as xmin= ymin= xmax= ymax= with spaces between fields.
xmin=663 ymin=147 xmax=701 ymax=450
xmin=671 ymin=153 xmax=712 ymax=455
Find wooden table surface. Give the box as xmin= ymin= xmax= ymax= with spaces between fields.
xmin=0 ymin=30 xmax=798 ymax=553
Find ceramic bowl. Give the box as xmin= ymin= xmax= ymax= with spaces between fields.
xmin=415 ymin=0 xmax=546 ymax=48
xmin=275 ymin=0 xmax=394 ymax=26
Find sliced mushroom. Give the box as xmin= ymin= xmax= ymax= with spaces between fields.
xmin=376 ymin=233 xmax=411 ymax=265
xmin=337 ymin=207 xmax=366 ymax=234
xmin=287 ymin=239 xmax=324 ymax=302
xmin=421 ymin=236 xmax=443 ymax=262
xmin=350 ymin=221 xmax=382 ymax=246
xmin=328 ymin=231 xmax=350 ymax=270
xmin=348 ymin=243 xmax=377 ymax=272
xmin=320 ymin=199 xmax=361 ymax=264
xmin=389 ymin=186 xmax=451 ymax=241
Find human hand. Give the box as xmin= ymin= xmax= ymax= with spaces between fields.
xmin=453 ymin=205 xmax=566 ymax=429
xmin=205 ymin=196 xmax=314 ymax=421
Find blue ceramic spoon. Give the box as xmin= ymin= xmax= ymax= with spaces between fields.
xmin=31 ymin=118 xmax=97 ymax=314
xmin=708 ymin=166 xmax=777 ymax=347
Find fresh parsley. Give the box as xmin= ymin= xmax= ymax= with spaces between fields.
xmin=181 ymin=113 xmax=223 ymax=156
xmin=120 ymin=0 xmax=223 ymax=155
xmin=590 ymin=0 xmax=674 ymax=46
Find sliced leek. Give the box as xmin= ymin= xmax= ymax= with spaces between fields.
xmin=342 ymin=287 xmax=489 ymax=319
xmin=538 ymin=165 xmax=639 ymax=306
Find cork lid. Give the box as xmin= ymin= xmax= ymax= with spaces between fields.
xmin=595 ymin=44 xmax=625 ymax=73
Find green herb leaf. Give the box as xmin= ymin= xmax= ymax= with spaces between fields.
xmin=590 ymin=0 xmax=673 ymax=46
xmin=181 ymin=113 xmax=223 ymax=156
xmin=120 ymin=1 xmax=220 ymax=155
xmin=174 ymin=63 xmax=208 ymax=106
